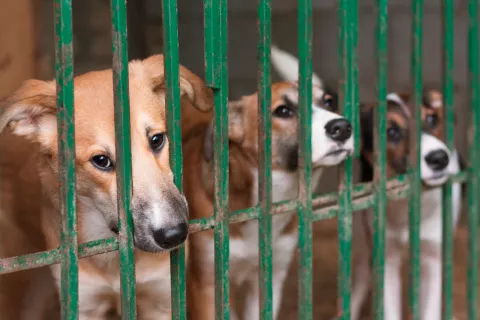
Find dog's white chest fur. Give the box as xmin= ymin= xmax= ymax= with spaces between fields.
xmin=384 ymin=151 xmax=462 ymax=245
xmin=228 ymin=169 xmax=322 ymax=285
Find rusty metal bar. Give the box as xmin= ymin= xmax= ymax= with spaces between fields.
xmin=111 ymin=0 xmax=137 ymax=317
xmin=54 ymin=0 xmax=79 ymax=318
xmin=257 ymin=0 xmax=273 ymax=317
xmin=297 ymin=0 xmax=314 ymax=317
xmin=160 ymin=0 xmax=188 ymax=318
xmin=204 ymin=0 xmax=230 ymax=318
xmin=372 ymin=0 xmax=388 ymax=317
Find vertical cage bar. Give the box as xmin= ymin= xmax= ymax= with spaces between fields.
xmin=372 ymin=0 xmax=388 ymax=318
xmin=297 ymin=0 xmax=313 ymax=317
xmin=351 ymin=0 xmax=360 ymax=158
xmin=409 ymin=0 xmax=423 ymax=318
xmin=111 ymin=0 xmax=137 ymax=318
xmin=257 ymin=0 xmax=273 ymax=318
xmin=54 ymin=0 xmax=78 ymax=318
xmin=467 ymin=0 xmax=479 ymax=318
xmin=441 ymin=0 xmax=455 ymax=318
xmin=161 ymin=0 xmax=187 ymax=318
xmin=204 ymin=0 xmax=230 ymax=318
xmin=337 ymin=0 xmax=355 ymax=318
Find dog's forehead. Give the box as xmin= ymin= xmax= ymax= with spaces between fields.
xmin=386 ymin=93 xmax=412 ymax=121
xmin=271 ymin=81 xmax=325 ymax=106
xmin=72 ymin=70 xmax=167 ymax=144
xmin=423 ymin=90 xmax=443 ymax=109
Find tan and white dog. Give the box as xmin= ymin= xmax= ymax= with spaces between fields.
xmin=184 ymin=46 xmax=354 ymax=320
xmin=351 ymin=91 xmax=462 ymax=320
xmin=0 ymin=54 xmax=213 ymax=319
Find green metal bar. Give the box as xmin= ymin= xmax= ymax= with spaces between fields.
xmin=0 ymin=178 xmax=409 ymax=275
xmin=409 ymin=0 xmax=423 ymax=318
xmin=441 ymin=0 xmax=455 ymax=318
xmin=257 ymin=0 xmax=273 ymax=318
xmin=337 ymin=0 xmax=355 ymax=318
xmin=160 ymin=0 xmax=187 ymax=318
xmin=350 ymin=0 xmax=360 ymax=158
xmin=467 ymin=0 xmax=479 ymax=318
xmin=54 ymin=0 xmax=78 ymax=318
xmin=372 ymin=0 xmax=388 ymax=317
xmin=0 ymin=169 xmax=468 ymax=272
xmin=111 ymin=0 xmax=137 ymax=318
xmin=204 ymin=0 xmax=230 ymax=318
xmin=297 ymin=0 xmax=313 ymax=317
xmin=0 ymin=173 xmax=405 ymax=273
xmin=203 ymin=0 xmax=216 ymax=88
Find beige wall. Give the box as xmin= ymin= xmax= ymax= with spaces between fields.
xmin=0 ymin=0 xmax=36 ymax=98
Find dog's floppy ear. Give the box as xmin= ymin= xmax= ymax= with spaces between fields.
xmin=203 ymin=99 xmax=246 ymax=162
xmin=0 ymin=79 xmax=57 ymax=144
xmin=143 ymin=54 xmax=213 ymax=112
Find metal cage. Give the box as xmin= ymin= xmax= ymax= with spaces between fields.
xmin=0 ymin=0 xmax=478 ymax=319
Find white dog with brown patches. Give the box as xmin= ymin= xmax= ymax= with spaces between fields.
xmin=352 ymin=91 xmax=462 ymax=320
xmin=0 ymin=55 xmax=213 ymax=319
xmin=185 ymin=45 xmax=353 ymax=320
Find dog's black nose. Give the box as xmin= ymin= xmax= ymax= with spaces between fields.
xmin=425 ymin=150 xmax=449 ymax=171
xmin=325 ymin=118 xmax=352 ymax=142
xmin=153 ymin=223 xmax=188 ymax=249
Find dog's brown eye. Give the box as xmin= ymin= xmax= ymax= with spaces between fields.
xmin=387 ymin=126 xmax=403 ymax=142
xmin=273 ymin=105 xmax=294 ymax=118
xmin=324 ymin=97 xmax=333 ymax=107
xmin=150 ymin=133 xmax=166 ymax=152
xmin=322 ymin=95 xmax=335 ymax=109
xmin=425 ymin=114 xmax=439 ymax=128
xmin=91 ymin=155 xmax=114 ymax=171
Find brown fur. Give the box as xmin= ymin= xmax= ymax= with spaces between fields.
xmin=359 ymin=89 xmax=447 ymax=232
xmin=360 ymin=90 xmax=445 ymax=180
xmin=0 ymin=55 xmax=212 ymax=319
xmin=184 ymin=82 xmax=341 ymax=319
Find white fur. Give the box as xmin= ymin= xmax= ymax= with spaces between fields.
xmin=228 ymin=167 xmax=326 ymax=320
xmin=271 ymin=45 xmax=323 ymax=87
xmin=253 ymin=44 xmax=353 ymax=320
xmin=312 ymin=106 xmax=355 ymax=166
xmin=79 ymin=196 xmax=117 ymax=243
xmin=51 ymin=253 xmax=172 ymax=319
xmin=386 ymin=93 xmax=405 ymax=106
xmin=421 ymin=133 xmax=454 ymax=186
xmin=271 ymin=46 xmax=355 ymax=166
xmin=350 ymin=141 xmax=462 ymax=320
xmin=386 ymin=93 xmax=411 ymax=118
xmin=151 ymin=201 xmax=172 ymax=229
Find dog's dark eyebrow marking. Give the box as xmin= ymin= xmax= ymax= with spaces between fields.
xmin=145 ymin=126 xmax=167 ymax=137
xmin=422 ymin=95 xmax=432 ymax=109
xmin=422 ymin=90 xmax=437 ymax=109
xmin=102 ymin=146 xmax=114 ymax=160
xmin=387 ymin=119 xmax=407 ymax=131
xmin=388 ymin=101 xmax=412 ymax=122
xmin=145 ymin=126 xmax=152 ymax=136
xmin=282 ymin=95 xmax=298 ymax=110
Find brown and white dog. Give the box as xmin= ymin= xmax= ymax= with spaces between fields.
xmin=0 ymin=54 xmax=213 ymax=319
xmin=184 ymin=46 xmax=354 ymax=320
xmin=350 ymin=91 xmax=462 ymax=320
